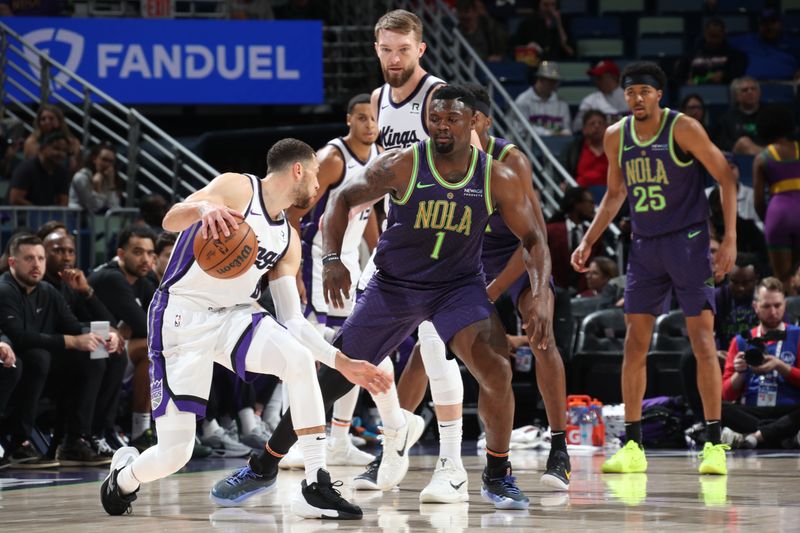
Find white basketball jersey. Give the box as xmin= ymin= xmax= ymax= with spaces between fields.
xmin=160 ymin=174 xmax=290 ymax=308
xmin=311 ymin=138 xmax=379 ymax=260
xmin=377 ymin=73 xmax=445 ymax=150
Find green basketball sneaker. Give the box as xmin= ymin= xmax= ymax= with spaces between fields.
xmin=601 ymin=440 xmax=648 ymax=473
xmin=698 ymin=442 xmax=730 ymax=475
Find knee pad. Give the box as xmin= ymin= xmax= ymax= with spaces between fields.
xmin=418 ymin=325 xmax=463 ymax=406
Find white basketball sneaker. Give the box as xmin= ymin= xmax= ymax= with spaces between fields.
xmin=419 ymin=457 xmax=469 ymax=503
xmin=278 ymin=443 xmax=305 ymax=470
xmin=377 ymin=409 xmax=425 ymax=491
xmin=326 ymin=437 xmax=375 ymax=466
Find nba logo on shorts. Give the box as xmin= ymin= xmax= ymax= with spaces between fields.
xmin=151 ymin=379 xmax=163 ymax=410
xmin=174 ymin=314 xmax=182 ymax=327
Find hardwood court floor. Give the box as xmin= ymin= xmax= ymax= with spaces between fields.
xmin=2 ymin=447 xmax=800 ymax=532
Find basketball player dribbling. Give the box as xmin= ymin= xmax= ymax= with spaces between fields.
xmin=571 ymin=61 xmax=737 ymax=476
xmin=100 ymin=139 xmax=392 ymax=520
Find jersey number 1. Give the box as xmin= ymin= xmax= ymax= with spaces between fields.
xmin=430 ymin=231 xmax=446 ymax=260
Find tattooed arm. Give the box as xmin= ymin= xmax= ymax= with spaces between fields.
xmin=321 ymin=147 xmax=413 ymax=308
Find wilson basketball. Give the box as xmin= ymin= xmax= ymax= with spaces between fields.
xmin=192 ymin=220 xmax=258 ymax=279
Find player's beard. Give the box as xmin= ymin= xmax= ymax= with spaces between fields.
xmin=382 ymin=64 xmax=415 ymax=88
xmin=433 ymin=139 xmax=455 ymax=154
xmin=292 ymin=184 xmax=314 ymax=210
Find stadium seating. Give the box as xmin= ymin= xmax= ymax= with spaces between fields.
xmin=572 ymin=308 xmax=626 ymax=403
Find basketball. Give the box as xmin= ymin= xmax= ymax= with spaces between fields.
xmin=192 ymin=220 xmax=258 ymax=279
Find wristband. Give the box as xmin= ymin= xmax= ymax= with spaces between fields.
xmin=322 ymin=253 xmax=341 ymax=265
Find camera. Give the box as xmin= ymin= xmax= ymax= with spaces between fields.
xmin=742 ymin=329 xmax=787 ymax=367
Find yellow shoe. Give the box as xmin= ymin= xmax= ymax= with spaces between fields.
xmin=698 ymin=442 xmax=730 ymax=475
xmin=601 ymin=441 xmax=647 ymax=473
xmin=605 ymin=473 xmax=648 ymax=506
xmin=699 ymin=476 xmax=728 ymax=506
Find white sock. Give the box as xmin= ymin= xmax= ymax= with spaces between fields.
xmin=202 ymin=419 xmax=221 ymax=438
xmin=131 ymin=412 xmax=151 ymax=440
xmin=298 ymin=432 xmax=327 ymax=485
xmin=331 ymin=386 xmax=360 ymax=441
xmin=372 ymin=386 xmax=405 ymax=430
xmin=117 ymin=464 xmax=141 ymax=495
xmin=238 ymin=407 xmax=258 ymax=435
xmin=438 ymin=418 xmax=463 ymax=469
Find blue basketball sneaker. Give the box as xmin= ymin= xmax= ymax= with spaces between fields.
xmin=210 ymin=460 xmax=277 ymax=506
xmin=481 ymin=462 xmax=529 ymax=510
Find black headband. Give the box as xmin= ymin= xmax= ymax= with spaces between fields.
xmin=474 ymin=101 xmax=491 ymax=117
xmin=622 ymin=74 xmax=663 ymax=90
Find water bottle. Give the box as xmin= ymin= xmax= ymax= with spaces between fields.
xmin=514 ymin=346 xmax=533 ymax=373
xmin=580 ymin=407 xmax=593 ymax=445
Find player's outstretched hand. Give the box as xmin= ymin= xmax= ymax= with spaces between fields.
xmin=322 ymin=260 xmax=351 ymax=310
xmin=523 ymin=292 xmax=553 ymax=351
xmin=198 ymin=202 xmax=243 ymax=240
xmin=716 ymin=237 xmax=736 ymax=278
xmin=335 ymin=353 xmax=393 ymax=395
xmin=570 ymin=240 xmax=591 ymax=273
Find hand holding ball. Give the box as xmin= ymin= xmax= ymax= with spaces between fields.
xmin=193 ymin=220 xmax=257 ymax=279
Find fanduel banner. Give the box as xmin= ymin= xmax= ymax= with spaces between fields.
xmin=3 ymin=17 xmax=322 ymax=104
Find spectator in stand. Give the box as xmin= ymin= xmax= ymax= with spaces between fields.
xmin=572 ymin=60 xmax=627 ymax=131
xmin=457 ymin=0 xmax=508 ymax=62
xmin=753 ymin=105 xmax=800 ymax=295
xmin=578 ymin=256 xmax=619 ymax=303
xmin=730 ymin=9 xmax=800 ymax=82
xmin=151 ymin=231 xmax=177 ymax=285
xmin=0 ymin=234 xmax=118 ymax=468
xmin=560 ymin=109 xmax=608 ymax=189
xmin=139 ymin=193 xmax=170 ymax=235
xmin=69 ymin=143 xmax=122 ymax=214
xmin=514 ymin=61 xmax=571 ymax=137
xmin=42 ymin=232 xmax=124 ymax=463
xmin=721 ymin=277 xmax=800 ymax=449
xmin=88 ymin=226 xmax=157 ymax=452
xmin=9 ymin=131 xmax=70 ymax=206
xmin=715 ymin=76 xmax=764 ymax=155
xmin=678 ymin=17 xmax=747 ymax=86
xmin=23 ymin=104 xmax=82 ymax=174
xmin=680 ymin=94 xmax=711 ymax=134
xmin=546 ymin=186 xmax=604 ymax=294
xmin=511 ymin=0 xmax=574 ymax=63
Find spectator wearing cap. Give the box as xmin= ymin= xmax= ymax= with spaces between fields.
xmin=572 ymin=59 xmax=627 ymax=131
xmin=513 ymin=61 xmax=571 ymax=137
xmin=8 ymin=131 xmax=71 ymax=206
xmin=677 ymin=17 xmax=747 ymax=86
xmin=730 ymin=9 xmax=800 ymax=81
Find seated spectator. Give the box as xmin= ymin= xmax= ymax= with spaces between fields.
xmin=729 ymin=9 xmax=800 ymax=82
xmin=680 ymin=93 xmax=711 ymax=134
xmin=69 ymin=143 xmax=122 ymax=214
xmin=753 ymin=105 xmax=800 ymax=294
xmin=23 ymin=104 xmax=82 ymax=174
xmin=0 ymin=234 xmax=118 ymax=467
xmin=578 ymin=256 xmax=618 ymax=303
xmin=560 ymin=109 xmax=608 ymax=189
xmin=151 ymin=231 xmax=177 ymax=285
xmin=721 ymin=277 xmax=800 ymax=448
xmin=88 ymin=226 xmax=157 ymax=452
xmin=457 ymin=0 xmax=508 ymax=62
xmin=42 ymin=232 xmax=123 ymax=463
xmin=511 ymin=0 xmax=574 ymax=64
xmin=8 ymin=131 xmax=71 ymax=206
xmin=514 ymin=61 xmax=571 ymax=137
xmin=715 ymin=76 xmax=764 ymax=155
xmin=572 ymin=60 xmax=627 ymax=131
xmin=677 ymin=17 xmax=747 ymax=86
xmin=708 ymin=187 xmax=768 ymax=274
xmin=138 ymin=193 xmax=169 ymax=235
xmin=546 ymin=186 xmax=604 ymax=294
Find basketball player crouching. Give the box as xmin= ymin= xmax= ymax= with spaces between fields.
xmin=100 ymin=138 xmax=392 ymax=520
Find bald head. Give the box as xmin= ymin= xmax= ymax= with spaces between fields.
xmin=44 ymin=232 xmax=76 ymax=277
